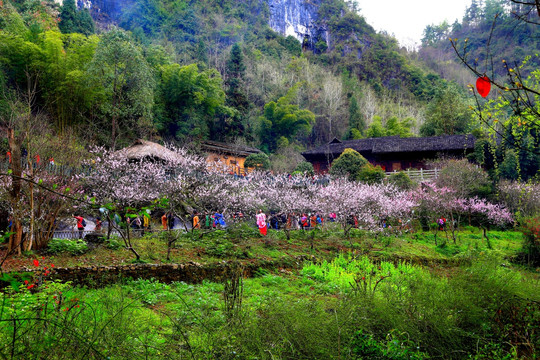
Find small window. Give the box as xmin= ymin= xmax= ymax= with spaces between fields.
xmin=214 ymin=157 xmax=219 ymax=162
xmin=230 ymin=160 xmax=237 ymax=165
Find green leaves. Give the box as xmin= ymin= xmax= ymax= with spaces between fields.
xmin=329 ymin=148 xmax=368 ymax=181
xmin=259 ymin=84 xmax=315 ymax=152
xmin=157 ymin=63 xmax=230 ymax=141
xmin=87 ymin=27 xmax=155 ymax=148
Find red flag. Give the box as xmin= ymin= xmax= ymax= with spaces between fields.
xmin=476 ymin=76 xmax=491 ymax=98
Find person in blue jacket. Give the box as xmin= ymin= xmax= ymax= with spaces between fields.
xmin=213 ymin=212 xmax=226 ymax=228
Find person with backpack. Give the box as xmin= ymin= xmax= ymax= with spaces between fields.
xmin=161 ymin=213 xmax=168 ymax=230
xmin=270 ymin=212 xmax=279 ymax=230
xmin=214 ymin=212 xmax=226 ymax=228
xmin=438 ymin=217 xmax=447 ymax=231
xmin=300 ymin=214 xmax=309 ymax=230
xmin=310 ymin=213 xmax=317 ymax=228
xmin=72 ymin=214 xmax=86 ymax=239
xmin=316 ymin=213 xmax=323 ymax=228
xmin=142 ymin=213 xmax=150 ymax=235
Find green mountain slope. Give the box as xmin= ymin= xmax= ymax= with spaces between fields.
xmin=1 ymin=0 xmax=468 ymax=163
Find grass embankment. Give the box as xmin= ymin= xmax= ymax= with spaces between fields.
xmin=0 ymin=223 xmax=527 ymax=272
xmin=1 ymin=253 xmax=538 ymax=359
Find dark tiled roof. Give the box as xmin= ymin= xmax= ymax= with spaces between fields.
xmin=201 ymin=140 xmax=261 ymax=157
xmin=302 ymin=135 xmax=476 ymax=157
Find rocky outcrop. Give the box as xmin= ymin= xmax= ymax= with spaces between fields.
xmin=76 ymin=0 xmax=133 ymax=27
xmin=73 ymin=0 xmax=327 ymax=47
xmin=266 ymin=0 xmax=328 ymax=48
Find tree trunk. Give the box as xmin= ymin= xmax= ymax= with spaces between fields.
xmin=7 ymin=128 xmax=23 ymax=254
xmin=26 ymin=160 xmax=34 ymax=251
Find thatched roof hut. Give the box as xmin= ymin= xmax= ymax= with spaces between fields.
xmin=115 ymin=139 xmax=184 ymax=163
xmin=302 ymin=134 xmax=476 ymax=173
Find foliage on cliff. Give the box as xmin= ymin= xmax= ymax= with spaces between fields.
xmin=0 ymin=0 xmax=472 ymax=157
xmin=419 ymin=0 xmax=540 ymax=181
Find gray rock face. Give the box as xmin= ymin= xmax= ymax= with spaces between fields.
xmin=77 ymin=0 xmax=326 ymax=46
xmin=77 ymin=0 xmax=133 ymax=25
xmin=267 ymin=0 xmax=327 ymax=47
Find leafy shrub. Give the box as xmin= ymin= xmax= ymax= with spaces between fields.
xmin=329 ymin=148 xmax=368 ymax=180
xmin=356 ymin=163 xmax=386 ymax=184
xmin=435 ymin=159 xmax=492 ymax=198
xmin=244 ymin=153 xmax=270 ymax=170
xmin=226 ymin=222 xmax=260 ymax=239
xmin=105 ymin=237 xmax=123 ymax=250
xmin=47 ymin=238 xmax=88 ymax=255
xmin=388 ymin=171 xmax=415 ymax=190
xmin=294 ymin=161 xmax=314 ymax=175
xmin=519 ymin=215 xmax=540 ymax=266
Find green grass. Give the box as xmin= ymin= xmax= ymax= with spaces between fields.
xmin=2 ymin=251 xmax=538 ymax=359
xmin=2 ymin=226 xmax=527 ymax=274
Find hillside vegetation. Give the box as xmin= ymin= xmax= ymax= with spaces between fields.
xmin=1 ymin=0 xmax=473 ymax=163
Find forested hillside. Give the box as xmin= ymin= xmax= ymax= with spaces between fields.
xmin=0 ymin=0 xmax=528 ymax=172
xmin=420 ymin=0 xmax=540 ymax=85
xmin=418 ymin=0 xmax=540 ymax=181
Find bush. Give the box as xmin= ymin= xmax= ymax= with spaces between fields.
xmin=519 ymin=215 xmax=540 ymax=266
xmin=356 ymin=163 xmax=386 ymax=184
xmin=294 ymin=161 xmax=314 ymax=175
xmin=388 ymin=171 xmax=415 ymax=190
xmin=436 ymin=159 xmax=492 ymax=198
xmin=105 ymin=237 xmax=123 ymax=250
xmin=329 ymin=148 xmax=368 ymax=180
xmin=244 ymin=153 xmax=271 ymax=170
xmin=47 ymin=238 xmax=88 ymax=255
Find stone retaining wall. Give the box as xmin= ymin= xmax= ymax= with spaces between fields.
xmin=17 ymin=257 xmax=313 ymax=288
xmin=8 ymin=254 xmax=464 ymax=289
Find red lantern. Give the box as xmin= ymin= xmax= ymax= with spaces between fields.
xmin=476 ymin=75 xmax=491 ymax=98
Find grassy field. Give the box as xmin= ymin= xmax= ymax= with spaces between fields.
xmin=0 ymin=251 xmax=538 ymax=359
xmin=0 ymin=223 xmax=529 ymax=271
xmin=0 ymin=224 xmax=538 ymax=359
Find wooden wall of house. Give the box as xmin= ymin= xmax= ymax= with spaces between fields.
xmin=206 ymin=152 xmax=249 ymax=175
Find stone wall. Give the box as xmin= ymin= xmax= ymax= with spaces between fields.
xmin=17 ymin=257 xmax=312 ymax=288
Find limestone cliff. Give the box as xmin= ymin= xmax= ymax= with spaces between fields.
xmin=77 ymin=0 xmax=327 ymax=46
xmin=267 ymin=0 xmax=328 ymax=47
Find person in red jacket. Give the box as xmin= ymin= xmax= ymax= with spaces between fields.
xmin=72 ymin=214 xmax=85 ymax=239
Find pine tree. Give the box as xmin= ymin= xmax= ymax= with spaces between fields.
xmin=346 ymin=96 xmax=364 ymax=139
xmin=220 ymin=43 xmax=249 ymax=140
xmin=59 ymin=0 xmax=95 ymax=35
xmin=77 ymin=9 xmax=95 ymax=35
xmin=59 ymin=0 xmax=78 ymax=34
xmin=225 ymin=43 xmax=248 ymax=112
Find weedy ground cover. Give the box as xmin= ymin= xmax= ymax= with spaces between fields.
xmin=0 ymin=225 xmax=526 ymax=271
xmin=0 ymin=252 xmax=537 ymax=359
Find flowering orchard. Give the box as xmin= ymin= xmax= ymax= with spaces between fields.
xmin=78 ymin=147 xmax=514 ymax=235
xmin=0 ymin=168 xmax=82 ymax=252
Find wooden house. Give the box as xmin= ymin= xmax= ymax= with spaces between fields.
xmin=200 ymin=140 xmax=262 ymax=175
xmin=302 ymin=135 xmax=476 ymax=174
